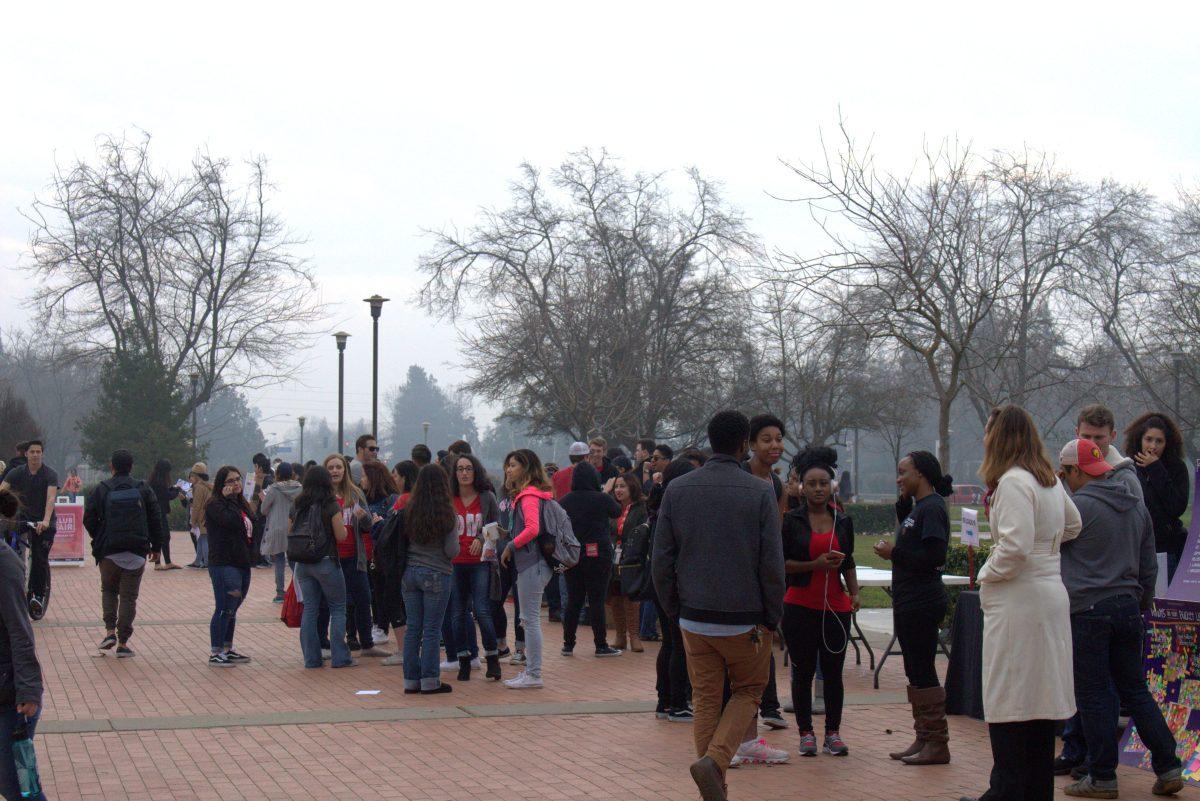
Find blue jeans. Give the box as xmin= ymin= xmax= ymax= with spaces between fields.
xmin=639 ymin=600 xmax=659 ymax=640
xmin=516 ymin=560 xmax=552 ymax=679
xmin=194 ymin=532 xmax=209 ymax=566
xmin=452 ymin=562 xmax=498 ymax=657
xmin=296 ymin=557 xmax=351 ymax=668
xmin=1072 ymin=594 xmax=1182 ymax=780
xmin=0 ymin=708 xmax=45 ymax=801
xmin=402 ymin=565 xmax=452 ymax=690
xmin=208 ymin=565 xmax=249 ymax=652
xmin=442 ymin=602 xmax=478 ymax=662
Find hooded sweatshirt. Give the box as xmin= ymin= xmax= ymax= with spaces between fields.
xmin=260 ymin=479 xmax=302 ymax=556
xmin=510 ymin=485 xmax=554 ymax=573
xmin=1106 ymin=445 xmax=1144 ymax=503
xmin=1061 ymin=470 xmax=1157 ymax=614
xmin=559 ymin=461 xmax=622 ymax=560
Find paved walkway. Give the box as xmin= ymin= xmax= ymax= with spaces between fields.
xmin=31 ymin=536 xmax=1194 ymax=800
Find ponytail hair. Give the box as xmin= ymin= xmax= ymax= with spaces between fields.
xmin=907 ymin=450 xmax=954 ymax=497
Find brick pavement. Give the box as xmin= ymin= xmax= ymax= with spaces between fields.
xmin=29 ymin=536 xmax=1196 ymax=800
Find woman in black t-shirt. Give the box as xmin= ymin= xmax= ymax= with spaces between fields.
xmin=873 ymin=450 xmax=953 ymax=766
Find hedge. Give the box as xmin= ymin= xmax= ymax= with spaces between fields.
xmin=944 ymin=540 xmax=992 ymax=628
xmin=843 ymin=503 xmax=897 ymax=535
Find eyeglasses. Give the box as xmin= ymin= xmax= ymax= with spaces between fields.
xmin=456 ymin=466 xmax=474 ymax=473
xmin=367 ymin=446 xmax=379 ymax=452
xmin=224 ymin=479 xmax=241 ymax=487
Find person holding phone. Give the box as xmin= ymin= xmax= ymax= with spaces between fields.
xmin=204 ymin=466 xmax=256 ymax=667
xmin=874 ymin=450 xmax=954 ymax=766
xmin=1123 ymin=412 xmax=1190 ymax=582
xmin=780 ymin=447 xmax=859 ymax=757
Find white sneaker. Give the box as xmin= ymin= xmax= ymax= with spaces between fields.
xmin=381 ymin=653 xmax=404 ymax=666
xmin=470 ymin=658 xmax=481 ymax=670
xmin=504 ymin=672 xmax=544 ymax=689
xmin=371 ymin=626 xmax=387 ymax=644
xmin=321 ymin=649 xmax=331 ymax=660
xmin=509 ymin=652 xmax=527 ymax=665
xmin=730 ymin=738 xmax=790 ymax=767
xmin=439 ymin=660 xmax=458 ymax=672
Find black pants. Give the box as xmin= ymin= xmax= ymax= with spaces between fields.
xmin=544 ymin=567 xmax=562 ymax=615
xmin=893 ymin=598 xmax=946 ymax=688
xmin=655 ymin=600 xmax=689 ymax=711
xmin=158 ymin=512 xmax=172 ymax=564
xmin=28 ymin=528 xmax=54 ymax=602
xmin=563 ymin=556 xmax=611 ymax=649
xmin=982 ymin=720 xmax=1056 ymax=801
xmin=781 ymin=604 xmax=850 ymax=732
xmin=493 ymin=558 xmax=522 ymax=647
xmin=368 ymin=562 xmax=388 ymax=635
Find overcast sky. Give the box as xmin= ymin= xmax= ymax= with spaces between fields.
xmin=3 ymin=1 xmax=1197 ymax=447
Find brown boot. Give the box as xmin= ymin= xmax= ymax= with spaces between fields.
xmin=889 ymin=685 xmax=924 ymax=760
xmin=610 ymin=599 xmax=628 ymax=651
xmin=626 ymin=598 xmax=644 ymax=652
xmin=902 ymin=686 xmax=950 ymax=765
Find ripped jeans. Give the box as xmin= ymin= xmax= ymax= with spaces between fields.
xmin=208 ymin=565 xmax=251 ymax=652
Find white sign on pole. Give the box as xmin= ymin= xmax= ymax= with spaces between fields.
xmin=960 ymin=508 xmax=981 ymax=547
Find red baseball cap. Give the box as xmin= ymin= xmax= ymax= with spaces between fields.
xmin=1059 ymin=439 xmax=1114 ymax=477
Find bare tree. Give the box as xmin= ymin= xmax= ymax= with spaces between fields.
xmin=23 ymin=132 xmax=325 ymax=413
xmin=778 ymin=127 xmax=1022 ymax=465
xmin=419 ymin=151 xmax=756 ymax=443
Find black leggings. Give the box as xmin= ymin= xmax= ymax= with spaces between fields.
xmin=655 ymin=600 xmax=689 ymax=711
xmin=493 ymin=559 xmax=523 ymax=647
xmin=893 ymin=599 xmax=947 ymax=688
xmin=781 ymin=604 xmax=850 ymax=733
xmin=563 ymin=557 xmax=611 ymax=649
xmin=158 ymin=513 xmax=172 ymax=564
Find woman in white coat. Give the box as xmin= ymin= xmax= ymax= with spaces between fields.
xmin=961 ymin=405 xmax=1081 ymax=801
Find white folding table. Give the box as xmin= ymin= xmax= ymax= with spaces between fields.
xmin=853 ymin=567 xmax=972 ymax=689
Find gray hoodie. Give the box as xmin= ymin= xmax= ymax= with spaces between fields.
xmin=1061 ymin=470 xmax=1157 ymax=614
xmin=260 ymin=480 xmax=302 ymax=556
xmin=1106 ymin=445 xmax=1144 ymax=503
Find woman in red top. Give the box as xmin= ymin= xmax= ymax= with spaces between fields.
xmin=780 ymin=446 xmax=860 ymax=758
xmin=319 ymin=455 xmax=389 ymax=657
xmin=449 ymin=454 xmax=502 ymax=681
xmin=609 ymin=474 xmax=648 ymax=652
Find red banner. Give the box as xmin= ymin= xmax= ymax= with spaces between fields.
xmin=50 ymin=503 xmax=86 ymax=563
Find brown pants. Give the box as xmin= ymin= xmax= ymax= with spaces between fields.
xmin=99 ymin=558 xmax=145 ymax=643
xmin=682 ymin=626 xmax=771 ymax=776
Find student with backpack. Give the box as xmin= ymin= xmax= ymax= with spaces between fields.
xmin=83 ymin=449 xmax=164 ymax=659
xmin=499 ymin=449 xmax=560 ymax=689
xmin=559 ymin=461 xmax=622 ymax=658
xmin=288 ymin=465 xmax=355 ymax=669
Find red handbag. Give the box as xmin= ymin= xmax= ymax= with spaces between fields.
xmin=281 ymin=579 xmax=303 ymax=628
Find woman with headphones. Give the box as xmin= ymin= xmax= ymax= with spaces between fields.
xmin=780 ymin=447 xmax=860 ymax=757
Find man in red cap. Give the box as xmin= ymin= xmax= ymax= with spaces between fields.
xmin=1057 ymin=439 xmax=1182 ymax=798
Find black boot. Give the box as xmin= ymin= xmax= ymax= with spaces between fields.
xmin=485 ymin=654 xmax=502 ymax=680
xmin=457 ymin=655 xmax=472 ymax=681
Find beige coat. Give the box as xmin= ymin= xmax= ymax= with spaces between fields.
xmin=977 ymin=466 xmax=1081 ymax=723
xmin=190 ymin=480 xmax=212 ymax=534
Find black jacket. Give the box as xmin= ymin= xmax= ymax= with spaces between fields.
xmin=559 ymin=461 xmax=621 ymax=556
xmin=0 ymin=545 xmax=41 ymax=706
xmin=1137 ymin=457 xmax=1190 ymax=557
xmin=83 ymin=476 xmax=164 ymax=562
xmin=781 ymin=503 xmax=856 ymax=589
xmin=613 ymin=501 xmax=648 ymax=547
xmin=205 ymin=495 xmax=253 ymax=569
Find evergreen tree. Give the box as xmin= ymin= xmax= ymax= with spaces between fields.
xmin=79 ymin=350 xmax=192 ymax=473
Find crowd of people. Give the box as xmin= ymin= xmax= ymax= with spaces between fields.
xmin=0 ymin=397 xmax=1190 ymax=801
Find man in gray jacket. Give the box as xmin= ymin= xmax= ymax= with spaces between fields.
xmin=652 ymin=410 xmax=784 ymax=801
xmin=1058 ymin=439 xmax=1183 ymax=798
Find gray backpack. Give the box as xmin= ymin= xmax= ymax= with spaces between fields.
xmin=536 ymin=498 xmax=581 ymax=569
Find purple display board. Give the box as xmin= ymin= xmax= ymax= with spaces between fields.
xmin=1118 ymin=598 xmax=1200 ymax=784
xmin=1165 ymin=463 xmax=1200 ymax=602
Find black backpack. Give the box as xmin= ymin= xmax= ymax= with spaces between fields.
xmin=286 ymin=503 xmax=333 ymax=564
xmin=618 ymin=519 xmax=654 ymax=601
xmin=102 ymin=481 xmax=152 ymax=553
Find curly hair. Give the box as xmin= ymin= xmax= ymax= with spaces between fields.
xmin=792 ymin=446 xmax=838 ymax=480
xmin=405 ymin=464 xmax=457 ymax=546
xmin=1124 ymin=412 xmax=1184 ymax=463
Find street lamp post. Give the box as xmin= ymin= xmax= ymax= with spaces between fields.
xmin=364 ymin=295 xmax=390 ymax=439
xmin=335 ymin=332 xmax=350 ymax=456
xmin=422 ymin=421 xmax=430 ymax=446
xmin=298 ymin=416 xmax=307 ymax=463
xmin=189 ymin=371 xmax=200 ymax=461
